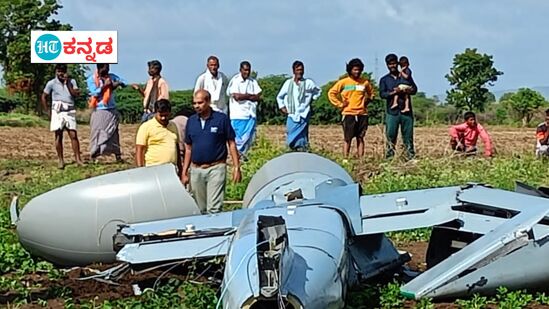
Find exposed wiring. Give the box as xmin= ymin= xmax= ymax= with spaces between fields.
xmin=77 ymin=263 xmax=129 ymax=281
xmin=153 ymin=260 xmax=188 ymax=290
xmin=151 ymin=237 xmax=231 ymax=289
xmin=132 ymin=260 xmax=179 ymax=275
xmin=79 ymin=235 xmax=231 ymax=285
xmin=246 ymin=250 xmax=256 ymax=293
xmin=216 ymin=240 xmax=269 ymax=309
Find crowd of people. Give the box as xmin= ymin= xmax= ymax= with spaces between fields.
xmin=41 ymin=54 xmax=546 ymax=213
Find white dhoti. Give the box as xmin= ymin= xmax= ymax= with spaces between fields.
xmin=536 ymin=142 xmax=549 ymax=158
xmin=50 ymin=101 xmax=77 ymax=131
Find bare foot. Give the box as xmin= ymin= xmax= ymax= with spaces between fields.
xmin=75 ymin=160 xmax=85 ymax=167
xmin=390 ymin=103 xmax=399 ymax=109
xmin=58 ymin=160 xmax=65 ymax=170
xmin=402 ymin=107 xmax=410 ymax=112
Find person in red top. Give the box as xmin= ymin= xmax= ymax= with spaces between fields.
xmin=535 ymin=109 xmax=549 ymax=157
xmin=449 ymin=111 xmax=493 ymax=157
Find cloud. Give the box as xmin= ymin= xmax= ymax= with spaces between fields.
xmin=54 ymin=0 xmax=549 ymax=95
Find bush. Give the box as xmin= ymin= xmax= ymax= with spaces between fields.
xmin=0 ymin=94 xmax=24 ymax=113
xmin=257 ymin=74 xmax=288 ymax=125
xmin=114 ymin=86 xmax=142 ymax=123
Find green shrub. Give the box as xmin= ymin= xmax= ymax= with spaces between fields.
xmin=0 ymin=112 xmax=47 ymax=127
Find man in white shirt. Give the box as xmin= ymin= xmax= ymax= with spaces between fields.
xmin=194 ymin=56 xmax=229 ymax=114
xmin=41 ymin=64 xmax=83 ymax=169
xmin=226 ymin=61 xmax=262 ymax=159
xmin=276 ymin=61 xmax=321 ymax=151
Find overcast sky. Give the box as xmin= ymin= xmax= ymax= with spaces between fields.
xmin=56 ymin=0 xmax=549 ymax=96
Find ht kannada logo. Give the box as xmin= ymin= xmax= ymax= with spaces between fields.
xmin=34 ymin=33 xmax=61 ymax=61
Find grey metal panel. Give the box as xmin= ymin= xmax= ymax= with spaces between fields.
xmin=361 ymin=204 xmax=458 ymax=234
xmin=456 ymin=186 xmax=549 ymax=238
xmin=422 ymin=239 xmax=549 ymax=298
xmin=359 ymin=187 xmax=461 ymax=234
xmin=120 ymin=209 xmax=249 ymax=236
xmin=401 ymin=205 xmax=549 ymax=299
xmin=242 ymin=153 xmax=354 ymax=208
xmin=360 ymin=186 xmax=461 ymax=218
xmin=315 ymin=182 xmax=363 ymax=235
xmin=115 ymin=210 xmax=249 ymax=264
xmin=16 ymin=164 xmax=200 ymax=265
xmin=457 ymin=185 xmax=549 ymax=213
xmin=360 ymin=186 xmax=549 ymax=236
xmin=117 ymin=235 xmax=232 ymax=264
xmin=349 ymin=234 xmax=408 ymax=280
xmin=451 ymin=211 xmax=549 ymax=237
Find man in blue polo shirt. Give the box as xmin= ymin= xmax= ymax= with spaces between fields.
xmin=182 ymin=89 xmax=242 ymax=213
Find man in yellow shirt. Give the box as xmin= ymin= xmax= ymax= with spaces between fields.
xmin=135 ymin=99 xmax=182 ymax=175
xmin=328 ymin=58 xmax=375 ymax=158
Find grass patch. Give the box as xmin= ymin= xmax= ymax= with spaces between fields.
xmin=0 ymin=112 xmax=48 ymax=127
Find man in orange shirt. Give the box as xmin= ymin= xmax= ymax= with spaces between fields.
xmin=328 ymin=58 xmax=375 ymax=158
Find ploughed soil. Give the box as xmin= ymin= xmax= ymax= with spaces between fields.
xmin=0 ymin=124 xmax=546 ymax=308
xmin=0 ymin=124 xmax=535 ymax=161
xmin=3 ymin=262 xmax=223 ymax=308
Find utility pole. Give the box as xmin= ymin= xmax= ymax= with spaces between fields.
xmin=374 ymin=53 xmax=379 ymax=80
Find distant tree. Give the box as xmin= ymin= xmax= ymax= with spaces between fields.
xmin=501 ymin=88 xmax=547 ymax=127
xmin=311 ymin=80 xmax=338 ymax=124
xmin=499 ymin=92 xmax=514 ymax=103
xmin=0 ymin=0 xmax=86 ymax=112
xmin=411 ymin=92 xmax=438 ymax=125
xmin=257 ymin=74 xmax=289 ymax=124
xmin=485 ymin=91 xmax=496 ymax=104
xmin=445 ymin=48 xmax=503 ymax=113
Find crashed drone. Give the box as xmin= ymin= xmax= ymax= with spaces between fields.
xmin=10 ymin=153 xmax=549 ymax=308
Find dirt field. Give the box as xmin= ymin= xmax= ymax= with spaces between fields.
xmin=0 ymin=124 xmax=536 ymax=161
xmin=262 ymin=124 xmax=535 ymax=159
